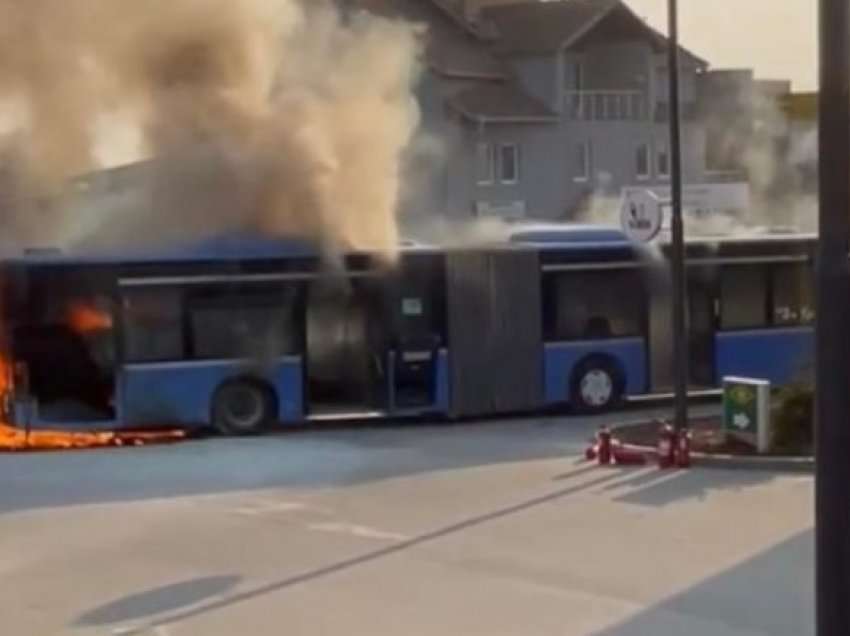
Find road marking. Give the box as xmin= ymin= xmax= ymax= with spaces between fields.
xmin=111 ymin=625 xmax=169 ymax=635
xmin=230 ymin=501 xmax=330 ymax=516
xmin=308 ymin=522 xmax=409 ymax=542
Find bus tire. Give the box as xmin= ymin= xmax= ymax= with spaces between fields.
xmin=212 ymin=380 xmax=277 ymax=436
xmin=570 ymin=356 xmax=624 ymax=414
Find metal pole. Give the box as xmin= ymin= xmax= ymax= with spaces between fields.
xmin=816 ymin=1 xmax=850 ymax=633
xmin=667 ymin=0 xmax=688 ymax=431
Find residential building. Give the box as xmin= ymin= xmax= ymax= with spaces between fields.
xmin=62 ymin=0 xmax=762 ymax=235
xmin=357 ymin=0 xmax=731 ymax=228
xmin=778 ymin=91 xmax=817 ymax=196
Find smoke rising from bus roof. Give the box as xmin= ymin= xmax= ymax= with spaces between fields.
xmin=0 ymin=0 xmax=422 ymax=257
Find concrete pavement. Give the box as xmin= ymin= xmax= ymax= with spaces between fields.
xmin=0 ymin=406 xmax=813 ymax=635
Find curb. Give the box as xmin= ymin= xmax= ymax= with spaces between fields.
xmin=610 ymin=423 xmax=814 ymax=474
xmin=692 ymin=453 xmax=814 ymax=473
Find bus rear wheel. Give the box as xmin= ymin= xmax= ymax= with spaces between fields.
xmin=571 ymin=356 xmax=623 ymax=414
xmin=212 ymin=381 xmax=276 ymax=436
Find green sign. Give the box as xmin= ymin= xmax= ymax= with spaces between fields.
xmin=723 ymin=377 xmax=771 ymax=453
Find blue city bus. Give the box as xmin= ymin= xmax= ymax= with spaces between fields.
xmin=519 ymin=226 xmax=816 ymax=411
xmin=2 ymin=226 xmax=816 ymax=433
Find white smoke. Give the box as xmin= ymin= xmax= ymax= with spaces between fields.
xmin=0 ymin=0 xmax=424 ymax=259
xmin=577 ymin=86 xmax=818 ymax=237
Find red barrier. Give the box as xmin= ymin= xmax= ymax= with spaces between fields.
xmin=597 ymin=427 xmax=612 ymax=465
xmin=612 ymin=440 xmax=649 ymax=465
xmin=657 ymin=423 xmax=677 ymax=469
xmin=676 ymin=428 xmax=692 ymax=468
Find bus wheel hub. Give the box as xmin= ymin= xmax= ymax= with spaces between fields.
xmin=581 ymin=370 xmax=613 ymax=406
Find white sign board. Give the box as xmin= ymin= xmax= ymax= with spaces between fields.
xmin=620 ymin=189 xmax=663 ymax=242
xmin=621 ymin=183 xmax=750 ymax=217
xmin=474 ymin=200 xmax=526 ymax=220
xmin=723 ymin=376 xmax=772 ymax=454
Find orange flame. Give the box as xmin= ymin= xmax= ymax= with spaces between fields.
xmin=66 ymin=302 xmax=113 ymax=334
xmin=0 ymin=354 xmax=9 ymax=402
xmin=0 ymin=424 xmax=186 ymax=452
xmin=0 ymin=340 xmax=187 ymax=452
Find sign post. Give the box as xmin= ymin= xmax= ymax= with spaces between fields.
xmin=620 ymin=189 xmax=662 ymax=243
xmin=722 ymin=377 xmax=771 ymax=453
xmin=816 ymin=1 xmax=850 ymax=633
xmin=667 ymin=0 xmax=689 ymax=434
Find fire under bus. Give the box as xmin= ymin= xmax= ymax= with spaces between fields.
xmin=0 ymin=227 xmax=818 ymax=438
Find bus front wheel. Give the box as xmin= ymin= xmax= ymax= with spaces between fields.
xmin=212 ymin=380 xmax=277 ymax=436
xmin=571 ymin=356 xmax=624 ymax=414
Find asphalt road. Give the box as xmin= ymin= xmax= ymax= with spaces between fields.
xmin=0 ymin=405 xmax=813 ymax=635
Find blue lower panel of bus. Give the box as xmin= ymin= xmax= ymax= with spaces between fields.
xmin=715 ymin=327 xmax=814 ymax=385
xmin=119 ymin=357 xmax=304 ymax=427
xmin=543 ymin=338 xmax=647 ymax=404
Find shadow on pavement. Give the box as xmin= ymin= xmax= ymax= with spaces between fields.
xmin=614 ymin=468 xmax=778 ymax=508
xmin=0 ymin=405 xmax=721 ymax=516
xmin=0 ymin=414 xmax=612 ymax=515
xmin=78 ymin=466 xmax=634 ymax=630
xmin=74 ymin=575 xmax=241 ymax=627
xmin=592 ymin=529 xmax=814 ymax=636
xmin=600 ymin=467 xmax=673 ymax=491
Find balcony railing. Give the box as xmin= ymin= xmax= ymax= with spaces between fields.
xmin=563 ymin=90 xmax=649 ymax=122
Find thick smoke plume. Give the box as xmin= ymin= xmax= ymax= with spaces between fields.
xmin=0 ymin=0 xmax=422 ymax=257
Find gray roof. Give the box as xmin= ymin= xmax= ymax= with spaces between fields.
xmin=482 ymin=0 xmax=617 ymax=55
xmin=481 ymin=0 xmax=706 ymax=66
xmin=353 ymin=0 xmax=505 ymax=78
xmin=354 ymin=0 xmax=550 ymax=124
xmin=352 ymin=0 xmax=707 ymax=125
xmin=448 ymin=82 xmax=558 ymax=123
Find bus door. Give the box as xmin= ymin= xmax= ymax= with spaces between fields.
xmin=687 ymin=267 xmax=717 ymax=387
xmin=388 ymin=254 xmax=445 ymax=411
xmin=305 ymin=274 xmax=390 ymax=416
xmin=10 ymin=266 xmax=118 ymax=424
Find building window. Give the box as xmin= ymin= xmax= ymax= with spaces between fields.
xmin=636 ymin=143 xmax=650 ymax=180
xmin=575 ymin=141 xmax=591 ymax=182
xmin=498 ymin=143 xmax=520 ymax=184
xmin=656 ymin=139 xmax=670 ymax=179
xmin=574 ymin=61 xmax=584 ymax=91
xmin=475 ymin=142 xmax=494 ymax=185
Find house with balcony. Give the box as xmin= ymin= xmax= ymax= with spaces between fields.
xmin=357 ymin=0 xmax=748 ymax=227
xmin=61 ymin=0 xmax=752 ymax=235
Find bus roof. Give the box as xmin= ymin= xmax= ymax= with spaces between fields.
xmin=506 ymin=223 xmax=631 ymax=247
xmin=8 ymin=234 xmax=317 ymax=265
xmin=674 ymin=231 xmax=817 ymax=245
xmin=8 ymin=233 xmax=438 ymax=266
xmin=5 ymin=225 xmax=817 ymax=267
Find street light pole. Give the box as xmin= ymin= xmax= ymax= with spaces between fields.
xmin=816 ymin=1 xmax=850 ymax=634
xmin=667 ymin=0 xmax=688 ymax=431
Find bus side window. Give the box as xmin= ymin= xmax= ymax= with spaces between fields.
xmin=189 ymin=286 xmax=300 ymax=360
xmin=122 ymin=289 xmax=184 ymax=363
xmin=719 ymin=266 xmax=768 ymax=330
xmin=772 ymin=264 xmax=815 ymax=326
xmin=551 ymin=270 xmax=642 ymax=341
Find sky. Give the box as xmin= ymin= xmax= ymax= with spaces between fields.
xmin=627 ymin=0 xmax=817 ymax=91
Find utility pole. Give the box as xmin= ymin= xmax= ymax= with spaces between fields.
xmin=667 ymin=0 xmax=688 ymax=431
xmin=816 ymin=1 xmax=850 ymax=634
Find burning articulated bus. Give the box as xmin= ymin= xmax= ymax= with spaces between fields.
xmin=0 ymin=226 xmax=817 ymax=435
